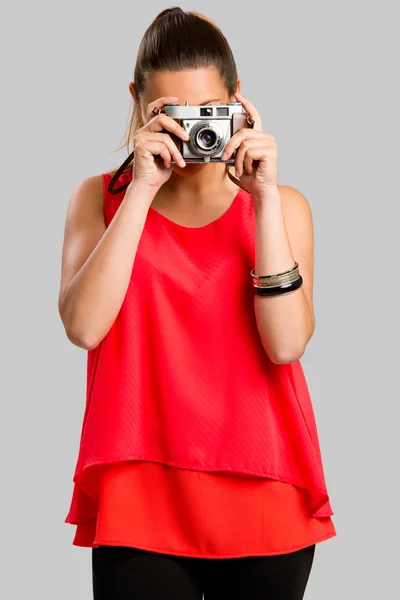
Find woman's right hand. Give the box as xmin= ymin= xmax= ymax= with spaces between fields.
xmin=130 ymin=96 xmax=190 ymax=190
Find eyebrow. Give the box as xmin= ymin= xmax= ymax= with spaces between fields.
xmin=199 ymin=98 xmax=223 ymax=105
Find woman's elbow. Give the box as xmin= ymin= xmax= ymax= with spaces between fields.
xmin=59 ymin=299 xmax=98 ymax=350
xmin=64 ymin=323 xmax=97 ymax=350
xmin=268 ymin=344 xmax=306 ymax=365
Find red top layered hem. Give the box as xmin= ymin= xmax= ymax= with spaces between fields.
xmin=69 ymin=461 xmax=336 ymax=558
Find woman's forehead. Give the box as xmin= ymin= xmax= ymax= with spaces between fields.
xmin=143 ymin=67 xmax=228 ymax=103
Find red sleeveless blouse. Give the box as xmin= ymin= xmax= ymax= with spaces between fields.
xmin=65 ymin=170 xmax=334 ymax=548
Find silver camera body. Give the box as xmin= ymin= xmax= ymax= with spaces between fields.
xmin=163 ymin=101 xmax=252 ymax=163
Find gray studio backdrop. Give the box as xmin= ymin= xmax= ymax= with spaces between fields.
xmin=2 ymin=0 xmax=399 ymax=598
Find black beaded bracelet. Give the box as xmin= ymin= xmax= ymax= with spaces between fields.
xmin=253 ymin=275 xmax=303 ymax=296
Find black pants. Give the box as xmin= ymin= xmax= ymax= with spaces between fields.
xmin=92 ymin=543 xmax=316 ymax=600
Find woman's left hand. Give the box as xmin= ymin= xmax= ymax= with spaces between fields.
xmin=221 ymin=92 xmax=278 ymax=197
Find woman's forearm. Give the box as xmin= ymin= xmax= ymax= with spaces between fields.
xmin=60 ymin=182 xmax=156 ymax=349
xmin=253 ymin=188 xmax=314 ymax=364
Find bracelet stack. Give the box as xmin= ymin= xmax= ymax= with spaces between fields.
xmin=251 ymin=262 xmax=303 ymax=296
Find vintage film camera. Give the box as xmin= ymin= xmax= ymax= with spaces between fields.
xmin=161 ymin=101 xmax=255 ymax=163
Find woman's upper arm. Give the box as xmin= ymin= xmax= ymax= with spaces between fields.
xmin=58 ymin=175 xmax=106 ymax=316
xmin=279 ymin=185 xmax=315 ymax=327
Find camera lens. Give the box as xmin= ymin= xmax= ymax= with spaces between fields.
xmin=189 ymin=122 xmax=223 ymax=157
xmin=197 ymin=128 xmax=217 ymax=149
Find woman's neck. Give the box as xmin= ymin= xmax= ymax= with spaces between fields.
xmin=159 ymin=163 xmax=237 ymax=206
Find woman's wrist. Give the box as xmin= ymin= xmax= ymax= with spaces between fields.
xmin=125 ymin=180 xmax=158 ymax=208
xmin=252 ymin=186 xmax=281 ymax=214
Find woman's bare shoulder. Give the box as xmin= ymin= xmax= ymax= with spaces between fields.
xmin=67 ymin=174 xmax=105 ymax=214
xmin=278 ymin=185 xmax=313 ymax=221
xmin=74 ymin=173 xmax=104 ymax=195
xmin=63 ymin=174 xmax=106 ymax=243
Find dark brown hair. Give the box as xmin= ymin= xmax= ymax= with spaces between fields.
xmin=108 ymin=6 xmax=238 ymax=177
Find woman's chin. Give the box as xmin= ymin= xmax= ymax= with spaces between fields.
xmin=172 ymin=162 xmax=207 ymax=176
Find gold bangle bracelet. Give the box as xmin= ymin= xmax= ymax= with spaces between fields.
xmin=250 ymin=262 xmax=299 ymax=280
xmin=251 ymin=263 xmax=299 ymax=287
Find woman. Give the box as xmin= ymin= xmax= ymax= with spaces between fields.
xmin=59 ymin=6 xmax=336 ymax=599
